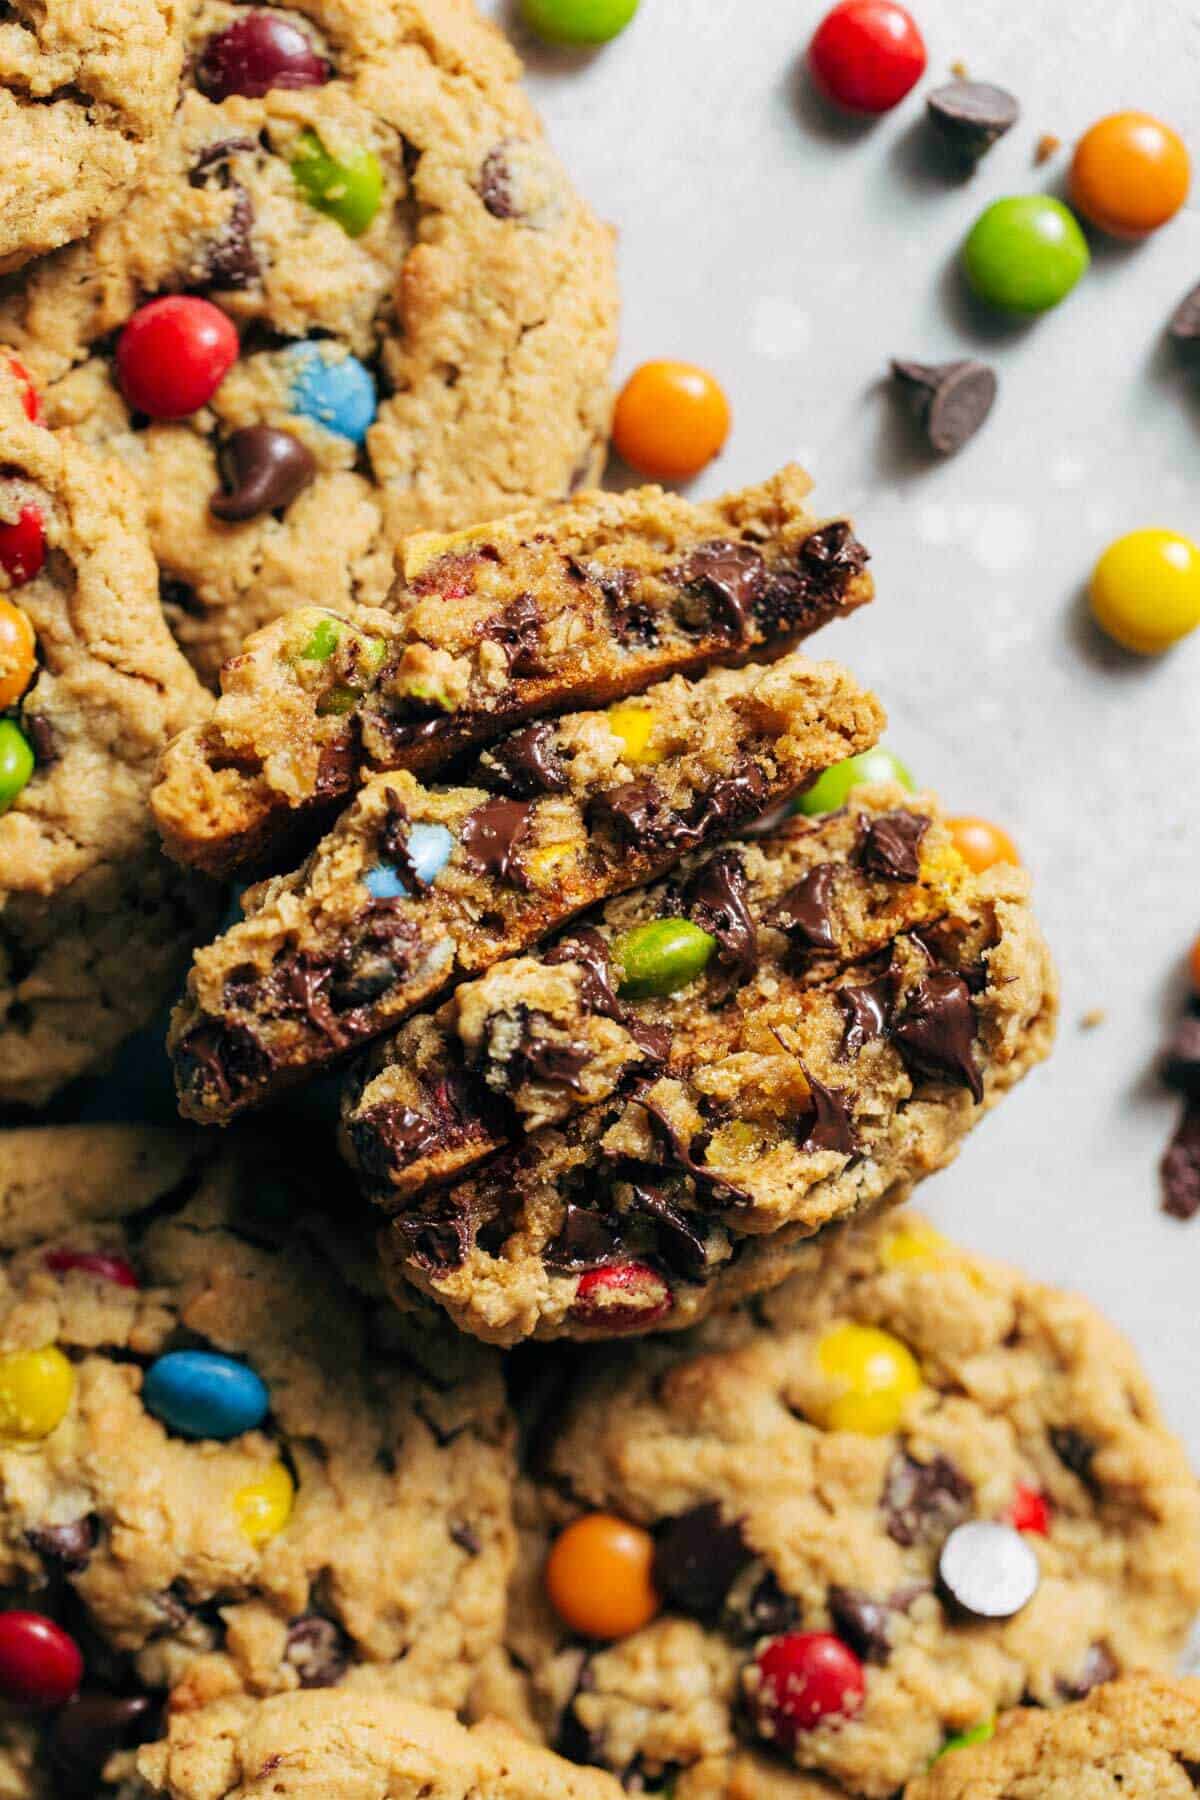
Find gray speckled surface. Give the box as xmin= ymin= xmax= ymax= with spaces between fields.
xmin=486 ymin=0 xmax=1200 ymax=1465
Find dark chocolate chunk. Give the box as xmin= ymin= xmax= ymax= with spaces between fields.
xmin=1182 ymin=1759 xmax=1200 ymax=1791
xmin=751 ymin=522 xmax=871 ymax=641
xmin=858 ymin=810 xmax=930 ymax=883
xmin=27 ymin=1516 xmax=96 ymax=1572
xmin=483 ymin=721 xmax=569 ymax=797
xmin=937 ymin=1520 xmax=1040 ymax=1621
xmin=653 ymin=1503 xmax=750 ymax=1620
xmin=827 ymin=1586 xmax=894 ymax=1666
xmin=378 ymin=788 xmax=430 ymax=895
xmin=176 ymin=1018 xmax=273 ymax=1107
xmin=729 ymin=1568 xmax=800 ymax=1642
xmin=507 ymin=1016 xmax=591 ymax=1091
xmin=1056 ymin=1642 xmax=1118 ymax=1701
xmin=1169 ymin=282 xmax=1200 ymax=342
xmin=350 ymin=1101 xmax=450 ymax=1181
xmin=484 ymin=593 xmax=546 ymax=677
xmin=883 ymin=1451 xmax=974 ymax=1548
xmin=50 ymin=1693 xmax=155 ymax=1784
xmin=837 ymin=977 xmax=892 ymax=1059
xmin=926 ymin=80 xmax=1019 ymax=166
xmin=590 ymin=779 xmax=684 ymax=852
xmin=797 ymin=1068 xmax=856 ymax=1155
xmin=687 ymin=764 xmax=769 ymax=837
xmin=769 ymin=862 xmax=839 ymax=955
xmin=390 ymin=1204 xmax=473 ymax=1272
xmin=450 ymin=1521 xmax=481 ymax=1557
xmin=1163 ymin=1018 xmax=1200 ymax=1100
xmin=638 ymin=1092 xmax=751 ymax=1209
xmin=1163 ymin=1102 xmax=1200 ymax=1221
xmin=892 ymin=971 xmax=983 ymax=1103
xmin=461 ymin=798 xmax=533 ymax=883
xmin=23 ymin=713 xmax=57 ymax=766
xmin=891 ymin=358 xmax=998 ymax=456
xmin=202 ymin=183 xmax=259 ymax=288
xmin=478 ymin=146 xmax=517 ymax=218
xmin=684 ymin=848 xmax=758 ymax=993
xmin=285 ymin=1615 xmax=348 ymax=1689
xmin=547 ymin=928 xmax=621 ymax=1019
xmin=625 ymin=1182 xmax=712 ymax=1282
xmin=189 ymin=136 xmax=257 ymax=179
xmin=327 ymin=907 xmax=416 ymax=1015
xmin=674 ymin=539 xmax=766 ymax=638
xmin=544 ymin=1204 xmax=624 ymax=1271
xmin=210 ymin=426 xmax=316 ymax=521
xmin=1049 ymin=1426 xmax=1100 ymax=1492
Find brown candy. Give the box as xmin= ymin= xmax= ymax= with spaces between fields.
xmin=210 ymin=426 xmax=316 ymax=521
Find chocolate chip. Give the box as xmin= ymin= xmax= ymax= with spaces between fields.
xmin=450 ymin=1522 xmax=481 ymax=1557
xmin=883 ymin=1451 xmax=974 ymax=1548
xmin=546 ymin=928 xmax=621 ymax=1020
xmin=892 ymin=971 xmax=983 ymax=1102
xmin=684 ymin=848 xmax=758 ymax=993
xmin=1163 ymin=1102 xmax=1200 ymax=1221
xmin=544 ymin=1204 xmax=624 ymax=1271
xmin=797 ymin=1068 xmax=856 ymax=1155
xmin=189 ymin=136 xmax=257 ymax=180
xmin=202 ymin=183 xmax=259 ymax=288
xmin=478 ymin=146 xmax=517 ymax=218
xmin=937 ymin=1520 xmax=1040 ymax=1621
xmin=389 ymin=1204 xmax=473 ymax=1272
xmin=689 ymin=764 xmax=769 ymax=837
xmin=483 ymin=722 xmax=569 ymax=797
xmin=507 ymin=1016 xmax=591 ymax=1090
xmin=285 ymin=1615 xmax=348 ymax=1688
xmin=484 ymin=594 xmax=547 ymax=677
xmin=858 ymin=811 xmax=930 ymax=882
xmin=1182 ymin=1760 xmax=1200 ymax=1790
xmin=625 ymin=1182 xmax=713 ymax=1282
xmin=23 ymin=713 xmax=57 ymax=766
xmin=891 ymin=358 xmax=998 ymax=456
xmin=210 ymin=426 xmax=316 ymax=522
xmin=827 ymin=1586 xmax=894 ymax=1666
xmin=837 ymin=977 xmax=892 ymax=1058
xmin=769 ymin=862 xmax=839 ymax=956
xmin=1049 ymin=1427 xmax=1100 ymax=1492
xmin=177 ymin=1018 xmax=273 ymax=1107
xmin=926 ymin=80 xmax=1019 ymax=166
xmin=27 ymin=1517 xmax=96 ymax=1572
xmin=653 ymin=1504 xmax=751 ymax=1619
xmin=590 ymin=779 xmax=683 ymax=851
xmin=461 ymin=798 xmax=533 ymax=883
xmin=1169 ymin=282 xmax=1200 ymax=342
xmin=328 ymin=910 xmax=416 ymax=1016
xmin=50 ymin=1693 xmax=155 ymax=1783
xmin=728 ymin=1568 xmax=800 ymax=1642
xmin=350 ymin=1101 xmax=451 ymax=1182
xmin=638 ymin=1092 xmax=751 ymax=1209
xmin=377 ymin=789 xmax=430 ymax=895
xmin=1163 ymin=1018 xmax=1200 ymax=1100
xmin=1056 ymin=1642 xmax=1118 ymax=1701
xmin=674 ymin=539 xmax=766 ymax=638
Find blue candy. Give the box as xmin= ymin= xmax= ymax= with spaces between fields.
xmin=286 ymin=343 xmax=377 ymax=444
xmin=364 ymin=822 xmax=454 ymax=899
xmin=143 ymin=1350 xmax=269 ymax=1441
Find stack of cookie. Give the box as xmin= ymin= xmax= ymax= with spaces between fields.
xmin=0 ymin=3 xmax=1194 ymax=1799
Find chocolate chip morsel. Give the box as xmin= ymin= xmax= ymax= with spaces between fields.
xmin=1049 ymin=1426 xmax=1100 ymax=1492
xmin=1163 ymin=1013 xmax=1200 ymax=1099
xmin=50 ymin=1693 xmax=157 ymax=1786
xmin=460 ymin=799 xmax=534 ymax=883
xmin=892 ymin=971 xmax=983 ymax=1103
xmin=673 ymin=540 xmax=767 ymax=638
xmin=683 ymin=848 xmax=758 ymax=993
xmin=926 ymin=81 xmax=1020 ymax=167
xmin=482 ymin=722 xmax=569 ymax=798
xmin=284 ymin=1616 xmax=349 ymax=1690
xmin=884 ymin=1451 xmax=974 ymax=1548
xmin=653 ymin=1504 xmax=751 ymax=1620
xmin=827 ymin=1586 xmax=903 ymax=1666
xmin=837 ymin=976 xmax=892 ymax=1058
xmin=210 ymin=427 xmax=316 ymax=522
xmin=1163 ymin=1103 xmax=1200 ymax=1221
xmin=937 ymin=1521 xmax=1040 ymax=1621
xmin=1057 ymin=1641 xmax=1119 ymax=1701
xmin=859 ymin=810 xmax=929 ymax=883
xmin=1169 ymin=281 xmax=1200 ymax=342
xmin=891 ymin=359 xmax=998 ymax=456
xmin=769 ymin=861 xmax=839 ymax=956
xmin=27 ymin=1517 xmax=97 ymax=1572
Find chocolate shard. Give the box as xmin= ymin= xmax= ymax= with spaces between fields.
xmin=684 ymin=848 xmax=758 ymax=993
xmin=546 ymin=928 xmax=621 ymax=1018
xmin=827 ymin=1586 xmax=895 ymax=1666
xmin=858 ymin=810 xmax=929 ymax=882
xmin=892 ymin=971 xmax=983 ymax=1103
xmin=891 ymin=358 xmax=998 ymax=456
xmin=1056 ymin=1642 xmax=1118 ymax=1701
xmin=837 ymin=977 xmax=892 ymax=1059
xmin=926 ymin=80 xmax=1019 ymax=166
xmin=544 ymin=1204 xmax=624 ymax=1271
xmin=285 ymin=1615 xmax=348 ymax=1689
xmin=769 ymin=861 xmax=839 ymax=956
xmin=484 ymin=593 xmax=547 ymax=677
xmin=478 ymin=146 xmax=517 ymax=219
xmin=797 ymin=1067 xmax=856 ymax=1155
xmin=390 ymin=1204 xmax=473 ymax=1272
xmin=202 ymin=183 xmax=259 ymax=288
xmin=460 ymin=798 xmax=533 ymax=883
xmin=653 ymin=1503 xmax=751 ymax=1619
xmin=638 ymin=1092 xmax=751 ymax=1210
xmin=1163 ymin=1102 xmax=1200 ymax=1221
xmin=625 ymin=1182 xmax=713 ymax=1283
xmin=450 ymin=1521 xmax=482 ymax=1557
xmin=483 ymin=721 xmax=569 ymax=797
xmin=589 ymin=779 xmax=685 ymax=852
xmin=883 ymin=1451 xmax=974 ymax=1548
xmin=673 ymin=539 xmax=766 ymax=639
xmin=378 ymin=789 xmax=429 ymax=895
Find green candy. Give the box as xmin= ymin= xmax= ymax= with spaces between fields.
xmin=299 ymin=616 xmax=341 ymax=662
xmin=316 ymin=683 xmax=360 ymax=717
xmin=520 ymin=0 xmax=639 ymax=45
xmin=796 ymin=747 xmax=915 ymax=817
xmin=615 ymin=919 xmax=716 ymax=1000
xmin=962 ymin=196 xmax=1090 ymax=314
xmin=0 ymin=721 xmax=34 ymax=814
xmin=934 ymin=1719 xmax=995 ymax=1762
xmin=291 ymin=130 xmax=383 ymax=237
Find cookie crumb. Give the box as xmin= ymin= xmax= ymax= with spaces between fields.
xmin=950 ymin=58 xmax=969 ymax=78
xmin=1035 ymin=133 xmax=1062 ymax=165
xmin=1079 ymin=1008 xmax=1106 ymax=1030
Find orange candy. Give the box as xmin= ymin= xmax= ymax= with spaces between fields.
xmin=612 ymin=360 xmax=731 ymax=483
xmin=1188 ymin=933 xmax=1200 ymax=993
xmin=545 ymin=1513 xmax=661 ymax=1640
xmin=947 ymin=816 xmax=1021 ymax=875
xmin=1069 ymin=112 xmax=1190 ymax=238
xmin=0 ymin=600 xmax=36 ymax=709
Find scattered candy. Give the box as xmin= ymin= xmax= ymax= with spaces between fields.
xmin=962 ymin=196 xmax=1090 ymax=314
xmin=6 ymin=357 xmax=41 ymax=424
xmin=615 ymin=918 xmax=716 ymax=1000
xmin=1069 ymin=111 xmax=1190 ymax=239
xmin=195 ymin=11 xmax=331 ymax=100
xmin=607 ymin=703 xmax=661 ymax=765
xmin=926 ymin=81 xmax=1019 ymax=168
xmin=1162 ymin=1103 xmax=1200 ymax=1221
xmin=810 ymin=1322 xmax=922 ymax=1435
xmin=937 ymin=1520 xmax=1040 ymax=1619
xmin=1169 ymin=281 xmax=1200 ymax=343
xmin=0 ymin=721 xmax=34 ymax=814
xmin=890 ymin=358 xmax=997 ymax=456
xmin=233 ymin=1460 xmax=295 ymax=1544
xmin=1005 ymin=1483 xmax=1051 ymax=1537
xmin=0 ymin=598 xmax=36 ymax=706
xmin=364 ymin=822 xmax=455 ymax=900
xmin=1034 ymin=132 xmax=1062 ymax=166
xmin=879 ymin=1220 xmax=947 ymax=1269
xmin=569 ymin=1261 xmax=672 ymax=1332
xmin=519 ymin=0 xmax=639 ymax=45
xmin=0 ymin=1346 xmax=74 ymax=1441
xmin=211 ymin=426 xmax=316 ymax=522
xmin=946 ymin=816 xmax=1021 ymax=874
xmin=142 ymin=1350 xmax=269 ymax=1440
xmin=808 ymin=0 xmax=926 ymax=115
xmin=45 ymin=1250 xmax=138 ymax=1289
xmin=935 ymin=1718 xmax=996 ymax=1760
xmin=49 ymin=1693 xmax=154 ymax=1782
xmin=1089 ymin=528 xmax=1200 ymax=654
xmin=0 ymin=1612 xmax=83 ymax=1708
xmin=290 ymin=129 xmax=384 ymax=238
xmin=611 ymin=360 xmax=731 ymax=483
xmin=545 ymin=1513 xmax=661 ymax=1639
xmin=750 ymin=1632 xmax=866 ymax=1744
xmin=797 ymin=746 xmax=914 ymax=816
xmin=0 ymin=505 xmax=45 ymax=587
xmin=116 ymin=297 xmax=239 ymax=420
xmin=287 ymin=343 xmax=377 ymax=444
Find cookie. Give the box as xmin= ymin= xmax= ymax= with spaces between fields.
xmin=0 ymin=0 xmax=618 ymax=683
xmin=169 ymin=653 xmax=885 ymax=1123
xmin=346 ymin=785 xmax=1056 ymax=1215
xmin=152 ymin=468 xmax=873 ymax=878
xmin=906 ymin=1674 xmax=1200 ymax=1799
xmin=0 ymin=363 xmax=217 ymax=1107
xmin=0 ymin=1125 xmax=515 ymax=1795
xmin=0 ymin=0 xmax=185 ymax=274
xmin=484 ymin=1210 xmax=1200 ymax=1797
xmin=134 ymin=1689 xmax=625 ymax=1800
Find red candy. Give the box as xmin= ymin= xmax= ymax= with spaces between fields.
xmin=116 ymin=298 xmax=239 ymax=421
xmin=569 ymin=1262 xmax=672 ymax=1332
xmin=0 ymin=506 xmax=45 ymax=587
xmin=752 ymin=1633 xmax=866 ymax=1744
xmin=45 ymin=1251 xmax=139 ymax=1290
xmin=809 ymin=1 xmax=927 ymax=114
xmin=6 ymin=358 xmax=41 ymax=424
xmin=1006 ymin=1484 xmax=1051 ymax=1537
xmin=0 ymin=1612 xmax=83 ymax=1708
xmin=195 ymin=11 xmax=331 ymax=101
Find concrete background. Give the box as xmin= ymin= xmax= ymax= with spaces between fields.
xmin=485 ymin=0 xmax=1200 ymax=1468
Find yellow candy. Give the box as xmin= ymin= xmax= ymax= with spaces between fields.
xmin=811 ymin=1322 xmax=922 ymax=1436
xmin=0 ymin=1346 xmax=74 ymax=1441
xmin=608 ymin=705 xmax=662 ymax=765
xmin=1089 ymin=528 xmax=1200 ymax=654
xmin=880 ymin=1221 xmax=948 ymax=1270
xmin=527 ymin=841 xmax=577 ymax=885
xmin=234 ymin=1461 xmax=295 ymax=1545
